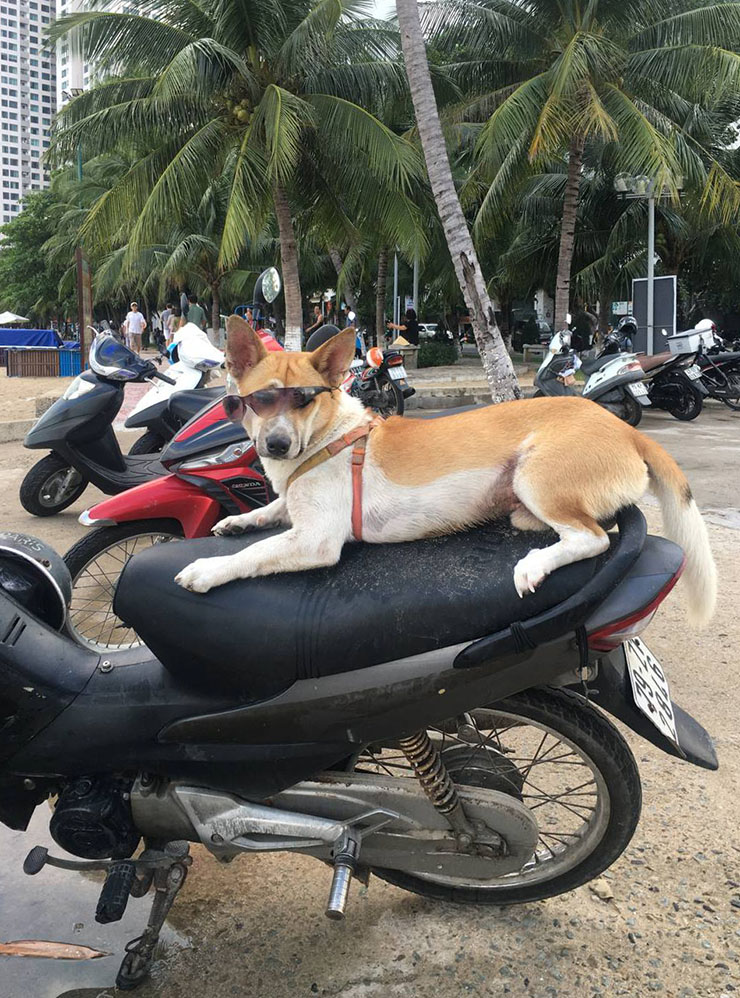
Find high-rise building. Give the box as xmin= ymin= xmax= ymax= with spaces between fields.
xmin=57 ymin=0 xmax=136 ymax=107
xmin=0 ymin=0 xmax=57 ymax=225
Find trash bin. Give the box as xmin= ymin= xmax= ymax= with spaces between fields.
xmin=6 ymin=347 xmax=60 ymax=377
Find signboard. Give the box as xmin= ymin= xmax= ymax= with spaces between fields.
xmin=631 ymin=275 xmax=677 ymax=355
xmin=611 ymin=301 xmax=632 ymax=316
xmin=404 ymin=295 xmax=414 ymax=311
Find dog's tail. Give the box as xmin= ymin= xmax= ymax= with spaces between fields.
xmin=635 ymin=433 xmax=716 ymax=626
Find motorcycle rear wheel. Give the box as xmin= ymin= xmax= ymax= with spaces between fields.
xmin=600 ymin=393 xmax=642 ymax=426
xmin=64 ymin=520 xmax=184 ymax=651
xmin=128 ymin=430 xmax=166 ymax=455
xmin=368 ymin=687 xmax=641 ymax=905
xmin=664 ymin=382 xmax=703 ymax=421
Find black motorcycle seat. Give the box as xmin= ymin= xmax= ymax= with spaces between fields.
xmin=701 ymin=351 xmax=740 ymax=366
xmin=580 ymin=354 xmax=613 ymax=376
xmin=115 ymin=521 xmax=623 ymax=700
xmin=168 ymin=386 xmax=224 ymax=423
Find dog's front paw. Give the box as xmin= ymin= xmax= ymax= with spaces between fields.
xmin=175 ymin=556 xmax=237 ymax=593
xmin=513 ymin=549 xmax=548 ymax=598
xmin=213 ymin=515 xmax=251 ymax=536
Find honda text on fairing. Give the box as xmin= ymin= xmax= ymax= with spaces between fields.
xmin=0 ymin=504 xmax=717 ymax=991
xmin=534 ymin=319 xmax=649 ymax=426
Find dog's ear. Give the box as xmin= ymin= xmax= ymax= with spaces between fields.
xmin=310 ymin=327 xmax=356 ymax=387
xmin=226 ymin=314 xmax=268 ymax=379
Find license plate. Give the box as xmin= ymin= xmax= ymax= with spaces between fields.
xmin=388 ymin=366 xmax=408 ymax=380
xmin=625 ymin=638 xmax=679 ymax=747
xmin=685 ymin=365 xmax=702 ymax=380
xmin=628 ymin=381 xmax=649 ymax=397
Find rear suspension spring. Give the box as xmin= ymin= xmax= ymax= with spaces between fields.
xmin=398 ymin=730 xmax=459 ymax=815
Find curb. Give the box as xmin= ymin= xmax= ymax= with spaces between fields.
xmin=0 ymin=419 xmax=35 ymax=443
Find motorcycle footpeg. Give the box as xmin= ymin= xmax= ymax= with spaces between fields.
xmin=96 ymin=861 xmax=137 ymax=924
xmin=325 ymin=839 xmax=360 ymax=921
xmin=23 ymin=845 xmax=49 ymax=875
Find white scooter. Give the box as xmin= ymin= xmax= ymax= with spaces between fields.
xmin=124 ymin=322 xmax=225 ymax=453
xmin=534 ymin=326 xmax=650 ymax=426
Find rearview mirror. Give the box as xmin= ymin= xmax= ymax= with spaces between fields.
xmin=347 ymin=310 xmax=356 ymax=323
xmin=255 ymin=267 xmax=281 ymax=305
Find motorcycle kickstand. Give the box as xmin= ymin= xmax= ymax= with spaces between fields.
xmin=116 ymin=842 xmax=191 ymax=991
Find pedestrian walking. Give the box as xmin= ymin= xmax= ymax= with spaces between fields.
xmin=305 ymin=305 xmax=324 ymax=337
xmin=186 ymin=294 xmax=206 ymax=330
xmin=124 ymin=302 xmax=147 ymax=354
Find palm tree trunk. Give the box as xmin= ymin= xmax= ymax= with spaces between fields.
xmin=395 ymin=0 xmax=519 ymax=402
xmin=329 ymin=246 xmax=359 ymax=315
xmin=211 ymin=285 xmax=221 ymax=346
xmin=273 ymin=183 xmax=303 ymax=351
xmin=554 ymin=136 xmax=585 ymax=332
xmin=376 ymin=247 xmax=388 ymax=346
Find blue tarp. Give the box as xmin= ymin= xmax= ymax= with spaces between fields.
xmin=0 ymin=329 xmax=61 ymax=348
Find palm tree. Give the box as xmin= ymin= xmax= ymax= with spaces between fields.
xmin=51 ymin=0 xmax=420 ymax=349
xmin=395 ymin=0 xmax=520 ymax=400
xmin=431 ymin=0 xmax=740 ymax=329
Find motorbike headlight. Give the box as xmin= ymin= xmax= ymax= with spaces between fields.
xmin=63 ymin=376 xmax=97 ymax=401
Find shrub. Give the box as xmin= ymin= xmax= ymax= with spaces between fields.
xmin=418 ymin=341 xmax=459 ymax=367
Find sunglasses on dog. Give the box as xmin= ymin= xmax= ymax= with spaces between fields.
xmin=223 ymin=386 xmax=334 ymax=421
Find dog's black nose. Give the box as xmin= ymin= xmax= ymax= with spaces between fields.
xmin=265 ymin=433 xmax=291 ymax=457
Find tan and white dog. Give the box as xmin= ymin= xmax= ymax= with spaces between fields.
xmin=175 ymin=317 xmax=717 ymax=625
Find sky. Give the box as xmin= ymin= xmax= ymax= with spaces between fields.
xmin=372 ymin=0 xmax=394 ymax=17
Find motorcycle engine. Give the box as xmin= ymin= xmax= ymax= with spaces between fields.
xmin=50 ymin=777 xmax=140 ymax=860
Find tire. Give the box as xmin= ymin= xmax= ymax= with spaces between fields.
xmin=532 ymin=389 xmax=544 ymax=398
xmin=373 ymin=375 xmax=404 ymax=417
xmin=663 ymin=381 xmax=703 ymax=421
xmin=20 ymin=453 xmax=87 ymax=517
xmin=721 ymin=373 xmax=740 ymax=410
xmin=600 ymin=392 xmax=642 ymax=426
xmin=369 ymin=687 xmax=641 ymax=905
xmin=128 ymin=431 xmax=166 ymax=456
xmin=64 ymin=519 xmax=183 ymax=651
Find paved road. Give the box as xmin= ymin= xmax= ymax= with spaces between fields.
xmin=0 ymin=402 xmax=737 ymax=998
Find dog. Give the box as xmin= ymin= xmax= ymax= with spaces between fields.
xmin=175 ymin=316 xmax=717 ymax=625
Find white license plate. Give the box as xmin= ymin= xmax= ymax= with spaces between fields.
xmin=625 ymin=638 xmax=679 ymax=747
xmin=628 ymin=381 xmax=649 ymax=397
xmin=686 ymin=365 xmax=702 ymax=380
xmin=388 ymin=366 xmax=407 ymax=380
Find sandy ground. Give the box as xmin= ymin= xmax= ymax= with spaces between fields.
xmin=0 ymin=405 xmax=737 ymax=998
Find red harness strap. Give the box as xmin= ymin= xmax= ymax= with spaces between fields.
xmin=286 ymin=420 xmax=378 ymax=541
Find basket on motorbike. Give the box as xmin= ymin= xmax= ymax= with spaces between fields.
xmin=665 ymin=330 xmax=703 ymax=355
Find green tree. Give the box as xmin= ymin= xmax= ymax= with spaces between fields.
xmin=51 ymin=0 xmax=420 ymax=349
xmin=0 ymin=191 xmax=74 ymax=324
xmin=432 ymin=0 xmax=740 ymax=329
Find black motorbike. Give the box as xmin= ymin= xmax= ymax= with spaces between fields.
xmin=638 ymin=350 xmax=706 ymax=420
xmin=20 ymin=335 xmax=223 ymax=517
xmin=0 ymin=507 xmax=716 ymax=990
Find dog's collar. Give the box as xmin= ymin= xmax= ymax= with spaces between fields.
xmin=286 ymin=419 xmax=380 ymax=541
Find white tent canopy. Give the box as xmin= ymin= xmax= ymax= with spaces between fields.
xmin=0 ymin=311 xmax=29 ymax=324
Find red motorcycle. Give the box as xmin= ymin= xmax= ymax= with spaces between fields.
xmin=64 ymin=347 xmax=414 ymax=651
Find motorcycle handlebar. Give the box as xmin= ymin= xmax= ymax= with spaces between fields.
xmin=154 ymin=370 xmax=177 ymax=386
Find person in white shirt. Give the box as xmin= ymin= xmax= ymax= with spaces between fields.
xmin=124 ymin=302 xmax=147 ymax=353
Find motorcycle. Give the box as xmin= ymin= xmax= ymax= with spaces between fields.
xmin=534 ymin=325 xmax=649 ymax=426
xmin=675 ymin=319 xmax=740 ymax=411
xmin=0 ymin=510 xmax=717 ymax=991
xmin=19 ymin=333 xmax=221 ymax=518
xmin=637 ymin=345 xmax=706 ymax=421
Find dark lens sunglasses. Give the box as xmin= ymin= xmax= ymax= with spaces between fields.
xmin=223 ymin=386 xmax=334 ymax=422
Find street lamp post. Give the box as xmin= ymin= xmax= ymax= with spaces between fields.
xmin=613 ymin=173 xmax=682 ymax=355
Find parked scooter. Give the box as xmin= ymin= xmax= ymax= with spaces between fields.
xmin=0 ymin=510 xmax=717 ymax=991
xmin=677 ymin=319 xmax=740 ymax=411
xmin=18 ymin=334 xmax=224 ymax=517
xmin=634 ymin=323 xmax=706 ymax=421
xmin=124 ymin=322 xmax=225 ymax=455
xmin=535 ymin=324 xmax=649 ymax=425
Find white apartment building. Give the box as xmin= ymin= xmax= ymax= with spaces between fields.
xmin=0 ymin=0 xmax=56 ymax=225
xmin=57 ymin=0 xmax=136 ymax=106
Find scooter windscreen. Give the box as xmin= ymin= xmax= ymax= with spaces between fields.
xmin=89 ymin=334 xmax=155 ymax=381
